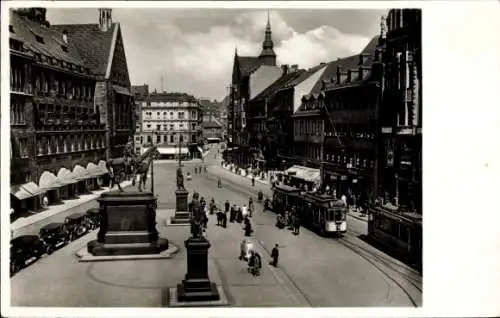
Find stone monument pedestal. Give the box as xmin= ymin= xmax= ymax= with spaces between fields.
xmin=176 ymin=237 xmax=220 ymax=302
xmin=87 ymin=192 xmax=169 ymax=256
xmin=170 ymin=189 xmax=190 ymax=225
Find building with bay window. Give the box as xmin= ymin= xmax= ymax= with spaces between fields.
xmin=9 ymin=8 xmax=110 ymax=220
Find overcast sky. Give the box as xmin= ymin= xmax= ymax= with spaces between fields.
xmin=47 ymin=8 xmax=386 ymax=101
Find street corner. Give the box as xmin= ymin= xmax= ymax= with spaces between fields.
xmin=74 ymin=241 xmax=181 ymax=262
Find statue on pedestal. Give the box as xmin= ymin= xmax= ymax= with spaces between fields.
xmin=177 ymin=167 xmax=185 ymax=190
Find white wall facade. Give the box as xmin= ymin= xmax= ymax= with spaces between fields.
xmin=293 ymin=66 xmax=328 ymax=113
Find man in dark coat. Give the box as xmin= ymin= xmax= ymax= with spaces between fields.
xmin=225 ymin=200 xmax=230 ymax=213
xmin=230 ymin=204 xmax=236 ymax=223
xmin=222 ymin=211 xmax=227 ymax=228
xmin=270 ymin=244 xmax=279 ymax=267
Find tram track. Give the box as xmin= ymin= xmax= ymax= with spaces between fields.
xmin=203 ymin=171 xmax=422 ymax=306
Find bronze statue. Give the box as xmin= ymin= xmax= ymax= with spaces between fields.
xmin=176 ymin=167 xmax=185 ymax=190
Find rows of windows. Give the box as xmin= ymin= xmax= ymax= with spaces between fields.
xmin=324 ymin=150 xmax=374 ymax=169
xmin=141 ymin=133 xmax=196 ymax=144
xmin=36 ymin=134 xmax=105 ymax=156
xmin=144 ymin=122 xmax=196 ymax=131
xmin=10 ymin=66 xmax=25 ymax=93
xmin=324 ymin=123 xmax=375 ymax=140
xmin=143 ymin=110 xmax=197 ymax=120
xmin=11 ymin=99 xmax=26 ymax=125
xmin=32 ymin=68 xmax=94 ymax=100
xmin=293 ymin=143 xmax=321 ymax=161
xmin=294 ymin=119 xmax=322 ymax=136
xmin=325 ymin=88 xmax=376 ymax=111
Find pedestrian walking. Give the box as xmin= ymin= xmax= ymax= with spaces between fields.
xmin=236 ymin=205 xmax=243 ymax=223
xmin=230 ymin=204 xmax=236 ymax=223
xmin=248 ymin=197 xmax=254 ymax=217
xmin=242 ymin=204 xmax=248 ymax=219
xmin=251 ymin=176 xmax=255 ymax=187
xmin=218 ymin=177 xmax=222 ymax=188
xmin=293 ymin=216 xmax=301 ymax=235
xmin=222 ymin=211 xmax=227 ymax=228
xmin=270 ymin=244 xmax=279 ymax=267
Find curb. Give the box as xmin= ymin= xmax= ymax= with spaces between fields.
xmin=75 ymin=242 xmax=180 ymax=262
xmin=347 ymin=212 xmax=368 ymax=223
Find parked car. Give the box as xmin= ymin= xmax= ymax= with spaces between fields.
xmin=86 ymin=208 xmax=101 ymax=230
xmin=39 ymin=223 xmax=69 ymax=254
xmin=65 ymin=213 xmax=89 ymax=241
xmin=10 ymin=235 xmax=46 ymax=276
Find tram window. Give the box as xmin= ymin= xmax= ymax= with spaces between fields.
xmin=379 ymin=218 xmax=391 ymax=232
xmin=335 ymin=210 xmax=343 ymax=221
xmin=400 ymin=225 xmax=410 ymax=242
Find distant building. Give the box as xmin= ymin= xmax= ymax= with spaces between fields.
xmin=132 ymin=84 xmax=148 ymax=154
xmin=135 ymin=89 xmax=203 ymax=160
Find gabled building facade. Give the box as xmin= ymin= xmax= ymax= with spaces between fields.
xmin=228 ymin=13 xmax=281 ymax=167
xmin=53 ymin=8 xmax=135 ymax=160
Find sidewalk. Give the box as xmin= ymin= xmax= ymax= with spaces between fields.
xmin=11 ymin=180 xmax=133 ymax=231
xmin=220 ymin=164 xmax=271 ymax=186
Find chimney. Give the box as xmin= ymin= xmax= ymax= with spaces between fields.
xmin=62 ymin=30 xmax=68 ymax=44
xmin=290 ymin=64 xmax=299 ymax=72
xmin=98 ymin=8 xmax=112 ymax=32
xmin=281 ymin=64 xmax=289 ymax=75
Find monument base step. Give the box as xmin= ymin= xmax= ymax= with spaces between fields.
xmin=165 ymin=286 xmax=229 ymax=307
xmin=170 ymin=211 xmax=191 ymax=225
xmin=176 ymin=282 xmax=221 ymax=302
xmin=87 ymin=238 xmax=169 ymax=256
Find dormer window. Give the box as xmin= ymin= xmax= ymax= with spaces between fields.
xmin=35 ymin=35 xmax=44 ymax=44
xmin=61 ymin=45 xmax=68 ymax=52
xmin=9 ymin=25 xmax=14 ymax=33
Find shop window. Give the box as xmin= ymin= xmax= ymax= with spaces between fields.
xmin=156 ymin=135 xmax=161 ymax=143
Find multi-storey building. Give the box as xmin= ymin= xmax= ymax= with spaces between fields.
xmin=137 ymin=91 xmax=203 ymax=159
xmin=9 ymin=9 xmax=109 ymax=218
xmin=368 ymin=10 xmax=422 ymax=270
xmin=132 ymin=84 xmax=148 ymax=154
xmin=377 ymin=9 xmax=422 ymax=213
xmin=53 ymin=8 xmax=135 ymax=160
xmin=318 ymin=36 xmax=381 ymax=200
xmin=228 ymin=14 xmax=281 ymax=166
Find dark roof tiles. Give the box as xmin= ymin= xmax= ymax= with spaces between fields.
xmin=237 ymin=56 xmax=262 ymax=77
xmin=51 ymin=23 xmax=116 ymax=76
xmin=10 ymin=11 xmax=86 ymax=67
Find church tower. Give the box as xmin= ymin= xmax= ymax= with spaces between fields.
xmin=259 ymin=11 xmax=277 ymax=66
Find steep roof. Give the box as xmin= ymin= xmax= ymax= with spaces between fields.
xmin=132 ymin=84 xmax=149 ymax=96
xmin=307 ymin=35 xmax=380 ymax=95
xmin=9 ymin=11 xmax=87 ymax=68
xmin=251 ymin=69 xmax=306 ymax=102
xmin=202 ymin=121 xmax=223 ymax=129
xmin=237 ymin=56 xmax=262 ymax=77
xmin=148 ymin=92 xmax=198 ymax=102
xmin=51 ymin=23 xmax=116 ymax=76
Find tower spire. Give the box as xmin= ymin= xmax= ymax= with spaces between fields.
xmin=259 ymin=10 xmax=276 ymax=66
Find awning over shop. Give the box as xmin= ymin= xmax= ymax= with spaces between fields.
xmin=156 ymin=147 xmax=189 ymax=155
xmin=198 ymin=146 xmax=209 ymax=158
xmin=73 ymin=165 xmax=92 ymax=180
xmin=285 ymin=165 xmax=321 ymax=183
xmin=112 ymin=84 xmax=133 ymax=96
xmin=39 ymin=171 xmax=64 ymax=191
xmin=11 ymin=182 xmax=45 ymax=200
xmin=87 ymin=162 xmax=109 ymax=176
xmin=57 ymin=168 xmax=78 ymax=185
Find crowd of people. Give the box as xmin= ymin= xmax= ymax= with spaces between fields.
xmin=190 ymin=192 xmax=280 ymax=277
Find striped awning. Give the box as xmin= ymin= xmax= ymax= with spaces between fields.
xmin=11 ymin=182 xmax=45 ymax=200
xmin=156 ymin=147 xmax=189 ymax=155
xmin=285 ymin=165 xmax=321 ymax=184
